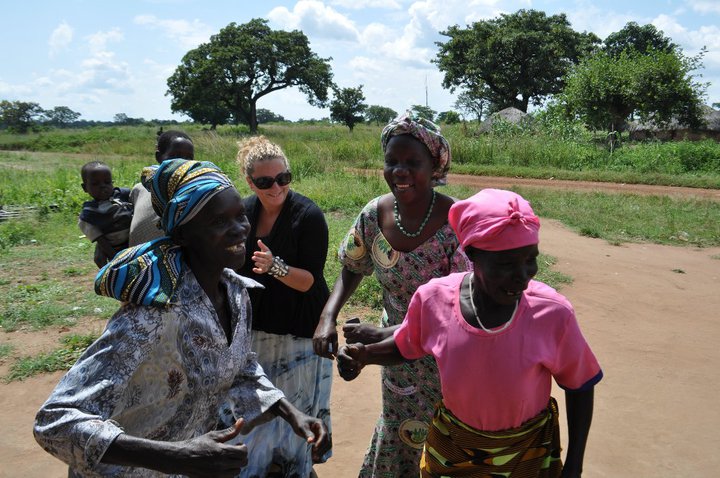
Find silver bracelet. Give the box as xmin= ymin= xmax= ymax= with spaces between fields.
xmin=268 ymin=256 xmax=290 ymax=278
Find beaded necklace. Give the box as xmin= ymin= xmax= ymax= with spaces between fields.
xmin=394 ymin=189 xmax=436 ymax=238
xmin=468 ymin=275 xmax=517 ymax=334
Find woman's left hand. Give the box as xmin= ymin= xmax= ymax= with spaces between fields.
xmin=251 ymin=239 xmax=273 ymax=275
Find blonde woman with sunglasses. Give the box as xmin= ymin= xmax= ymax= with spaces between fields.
xmin=231 ymin=136 xmax=332 ymax=478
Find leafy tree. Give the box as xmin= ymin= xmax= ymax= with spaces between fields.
xmin=167 ymin=19 xmax=333 ymax=133
xmin=604 ymin=22 xmax=677 ymax=57
xmin=713 ymin=102 xmax=720 ymax=110
xmin=165 ymin=43 xmax=233 ymax=129
xmin=44 ymin=106 xmax=81 ymax=127
xmin=435 ymin=9 xmax=599 ymax=112
xmin=330 ymin=85 xmax=367 ymax=132
xmin=365 ymin=105 xmax=397 ymax=125
xmin=0 ymin=100 xmax=45 ymax=133
xmin=256 ymin=108 xmax=285 ymax=124
xmin=562 ymin=49 xmax=706 ymax=134
xmin=410 ymin=105 xmax=436 ymax=122
xmin=436 ymin=111 xmax=461 ymax=124
xmin=454 ymin=89 xmax=489 ymax=123
xmin=113 ymin=113 xmax=145 ymax=125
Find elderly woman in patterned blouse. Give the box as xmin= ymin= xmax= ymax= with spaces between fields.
xmin=34 ymin=159 xmax=329 ymax=478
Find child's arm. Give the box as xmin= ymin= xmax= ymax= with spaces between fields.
xmin=336 ymin=336 xmax=406 ymax=381
xmin=562 ymin=387 xmax=594 ymax=478
xmin=94 ymin=236 xmax=118 ymax=267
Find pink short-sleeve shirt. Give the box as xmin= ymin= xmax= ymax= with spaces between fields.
xmin=394 ymin=272 xmax=602 ymax=431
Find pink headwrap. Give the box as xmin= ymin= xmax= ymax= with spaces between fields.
xmin=448 ymin=189 xmax=540 ymax=252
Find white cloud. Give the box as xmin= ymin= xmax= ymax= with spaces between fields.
xmin=269 ymin=0 xmax=360 ymax=41
xmin=687 ymin=0 xmax=720 ymax=14
xmin=86 ymin=28 xmax=124 ymax=55
xmin=564 ymin=4 xmax=638 ymax=39
xmin=330 ymin=0 xmax=402 ymax=9
xmin=49 ymin=22 xmax=73 ymax=57
xmin=0 ymin=79 xmax=33 ymax=96
xmin=348 ymin=56 xmax=383 ymax=73
xmin=652 ymin=14 xmax=720 ymax=63
xmin=77 ymin=53 xmax=133 ymax=92
xmin=42 ymin=29 xmax=134 ymax=96
xmin=133 ymin=15 xmax=215 ymax=49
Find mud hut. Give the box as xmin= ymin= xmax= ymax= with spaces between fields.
xmin=478 ymin=107 xmax=532 ymax=133
xmin=628 ymin=106 xmax=720 ymax=141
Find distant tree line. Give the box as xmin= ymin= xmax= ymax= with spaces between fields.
xmin=0 ymin=100 xmax=184 ymax=134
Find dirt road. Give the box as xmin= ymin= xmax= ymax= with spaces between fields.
xmin=2 ymin=178 xmax=719 ymax=477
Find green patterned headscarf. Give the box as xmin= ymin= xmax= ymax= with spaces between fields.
xmin=95 ymin=159 xmax=234 ymax=306
xmin=380 ymin=112 xmax=451 ymax=186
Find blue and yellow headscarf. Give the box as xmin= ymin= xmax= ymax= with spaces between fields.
xmin=95 ymin=159 xmax=234 ymax=307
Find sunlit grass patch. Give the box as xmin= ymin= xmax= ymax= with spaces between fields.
xmin=5 ymin=333 xmax=98 ymax=382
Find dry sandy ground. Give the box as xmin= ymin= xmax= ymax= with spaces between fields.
xmin=1 ymin=189 xmax=719 ymax=477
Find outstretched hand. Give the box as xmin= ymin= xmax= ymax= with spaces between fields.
xmin=336 ymin=343 xmax=366 ymax=381
xmin=174 ymin=418 xmax=249 ymax=478
xmin=251 ymin=239 xmax=273 ymax=275
xmin=287 ymin=413 xmax=331 ymax=463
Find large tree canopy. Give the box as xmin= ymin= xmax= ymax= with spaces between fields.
xmin=0 ymin=100 xmax=45 ymax=133
xmin=167 ymin=19 xmax=333 ymax=132
xmin=435 ymin=9 xmax=599 ymax=112
xmin=562 ymin=49 xmax=706 ymax=133
xmin=603 ymin=22 xmax=677 ymax=57
xmin=44 ymin=106 xmax=81 ymax=127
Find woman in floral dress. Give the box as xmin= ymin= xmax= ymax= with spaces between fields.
xmin=313 ymin=112 xmax=469 ymax=477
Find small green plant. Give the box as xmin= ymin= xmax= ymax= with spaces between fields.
xmin=579 ymin=227 xmax=602 ymax=238
xmin=0 ymin=343 xmax=13 ymax=360
xmin=535 ymin=254 xmax=573 ymax=289
xmin=5 ymin=333 xmax=97 ymax=382
xmin=62 ymin=267 xmax=84 ymax=277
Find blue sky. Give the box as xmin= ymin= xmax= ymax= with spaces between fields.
xmin=2 ymin=0 xmax=719 ymax=121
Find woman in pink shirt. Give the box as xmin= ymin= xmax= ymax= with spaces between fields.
xmin=337 ymin=189 xmax=602 ymax=478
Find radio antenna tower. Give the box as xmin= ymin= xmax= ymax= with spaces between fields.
xmin=425 ymin=75 xmax=429 ymax=107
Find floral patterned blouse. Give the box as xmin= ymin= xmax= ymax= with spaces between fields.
xmin=34 ymin=269 xmax=285 ymax=478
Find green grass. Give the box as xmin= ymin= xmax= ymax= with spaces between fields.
xmin=0 ymin=343 xmax=13 ymax=360
xmin=515 ymin=188 xmax=720 ymax=247
xmin=0 ymin=213 xmax=119 ymax=331
xmin=5 ymin=333 xmax=98 ymax=382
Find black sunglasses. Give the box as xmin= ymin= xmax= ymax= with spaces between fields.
xmin=250 ymin=171 xmax=292 ymax=189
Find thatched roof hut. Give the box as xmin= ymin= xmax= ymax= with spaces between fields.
xmin=478 ymin=107 xmax=532 ymax=133
xmin=628 ymin=106 xmax=720 ymax=141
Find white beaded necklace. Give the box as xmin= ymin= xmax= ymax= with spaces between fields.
xmin=394 ymin=189 xmax=436 ymax=238
xmin=468 ymin=275 xmax=517 ymax=334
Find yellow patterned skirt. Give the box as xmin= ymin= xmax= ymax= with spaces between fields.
xmin=420 ymin=398 xmax=562 ymax=477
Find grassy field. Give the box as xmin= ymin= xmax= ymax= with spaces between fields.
xmin=1 ymin=123 xmax=719 ymax=380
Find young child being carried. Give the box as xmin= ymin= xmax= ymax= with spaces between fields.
xmin=78 ymin=161 xmax=133 ymax=268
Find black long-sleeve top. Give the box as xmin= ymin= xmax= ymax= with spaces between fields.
xmin=240 ymin=190 xmax=330 ymax=338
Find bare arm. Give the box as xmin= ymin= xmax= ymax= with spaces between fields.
xmin=102 ymin=420 xmax=248 ymax=477
xmin=336 ymin=335 xmax=406 ymax=381
xmin=94 ymin=236 xmax=117 ymax=267
xmin=561 ymin=387 xmax=595 ymax=478
xmin=342 ymin=322 xmax=397 ymax=345
xmin=312 ymin=267 xmax=364 ymax=359
xmin=272 ymin=262 xmax=315 ymax=292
